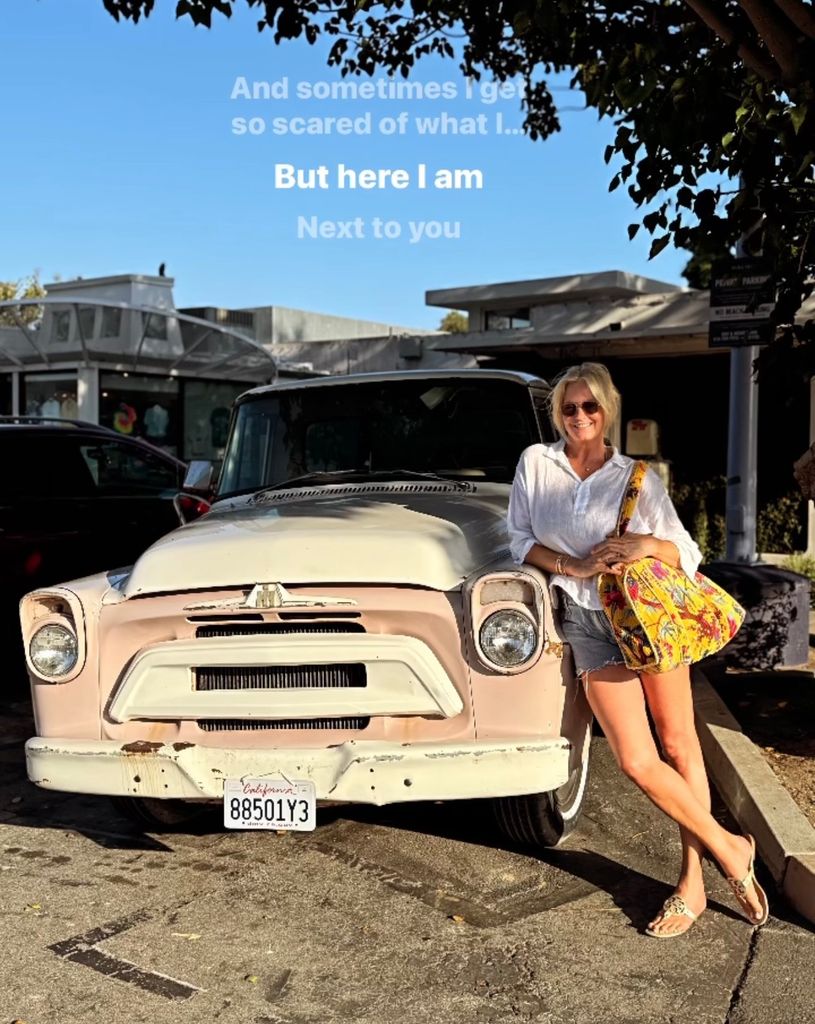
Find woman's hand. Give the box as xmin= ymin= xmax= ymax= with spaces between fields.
xmin=590 ymin=532 xmax=654 ymax=572
xmin=565 ymin=555 xmax=614 ymax=579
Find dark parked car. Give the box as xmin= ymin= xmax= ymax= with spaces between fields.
xmin=1 ymin=417 xmax=186 ymax=684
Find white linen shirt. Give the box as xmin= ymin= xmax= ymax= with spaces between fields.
xmin=506 ymin=440 xmax=702 ymax=610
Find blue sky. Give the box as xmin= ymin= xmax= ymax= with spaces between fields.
xmin=3 ymin=0 xmax=689 ymax=329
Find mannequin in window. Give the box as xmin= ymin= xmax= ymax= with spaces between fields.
xmin=210 ymin=406 xmax=230 ymax=448
xmin=40 ymin=392 xmax=61 ymax=417
xmin=60 ymin=393 xmax=79 ymax=419
xmin=144 ymin=402 xmax=170 ymax=441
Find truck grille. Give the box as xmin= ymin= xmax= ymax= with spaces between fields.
xmin=198 ymin=716 xmax=370 ymax=732
xmin=194 ymin=664 xmax=366 ymax=691
xmin=196 ymin=622 xmax=364 ymax=638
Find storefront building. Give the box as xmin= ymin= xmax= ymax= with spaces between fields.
xmin=0 ymin=275 xmax=281 ymax=463
xmin=421 ymin=270 xmax=815 ymax=555
xmin=0 ymin=274 xmax=460 ymax=462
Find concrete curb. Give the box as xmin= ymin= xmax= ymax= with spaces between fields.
xmin=693 ymin=668 xmax=815 ymax=926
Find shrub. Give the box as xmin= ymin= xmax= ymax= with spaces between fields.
xmin=673 ymin=479 xmax=804 ymax=560
xmin=780 ymin=553 xmax=815 ymax=607
xmin=672 ymin=476 xmax=726 ymax=562
xmin=756 ymin=493 xmax=806 ymax=554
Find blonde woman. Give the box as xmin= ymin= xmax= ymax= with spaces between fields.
xmin=507 ymin=362 xmax=768 ymax=937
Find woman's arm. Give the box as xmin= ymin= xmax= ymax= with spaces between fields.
xmin=524 ymin=542 xmax=613 ymax=580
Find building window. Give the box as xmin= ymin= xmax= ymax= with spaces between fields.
xmin=216 ymin=308 xmax=254 ymax=329
xmin=0 ymin=374 xmax=12 ymax=416
xmin=78 ymin=306 xmax=96 ymax=340
xmin=23 ymin=373 xmax=79 ymax=419
xmin=101 ymin=307 xmax=122 ymax=338
xmin=100 ymin=372 xmax=180 ymax=456
xmin=183 ymin=380 xmax=246 ymax=462
xmin=485 ymin=308 xmax=531 ymax=331
xmin=143 ymin=312 xmax=168 ymax=341
xmin=51 ymin=310 xmax=71 ymax=342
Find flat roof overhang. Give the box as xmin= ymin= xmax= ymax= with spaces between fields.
xmin=426 ymin=322 xmax=719 ymax=356
xmin=426 ymin=271 xmax=683 ymax=310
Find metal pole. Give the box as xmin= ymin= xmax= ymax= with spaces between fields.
xmin=725 ymin=229 xmax=759 ymax=562
xmin=725 ymin=343 xmax=759 ymax=561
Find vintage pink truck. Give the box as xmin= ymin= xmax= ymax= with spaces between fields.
xmin=22 ymin=370 xmax=592 ymax=846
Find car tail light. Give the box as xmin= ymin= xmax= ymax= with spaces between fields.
xmin=174 ymin=493 xmax=212 ymax=525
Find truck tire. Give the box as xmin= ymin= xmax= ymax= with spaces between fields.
xmin=110 ymin=796 xmax=216 ymax=832
xmin=492 ymin=720 xmax=592 ymax=848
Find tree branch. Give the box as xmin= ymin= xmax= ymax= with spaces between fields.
xmin=738 ymin=0 xmax=802 ymax=79
xmin=774 ymin=0 xmax=815 ymax=41
xmin=683 ymin=0 xmax=781 ymax=80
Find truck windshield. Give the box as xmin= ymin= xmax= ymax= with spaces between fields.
xmin=218 ymin=378 xmax=542 ymax=498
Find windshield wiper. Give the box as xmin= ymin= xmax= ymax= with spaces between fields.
xmin=252 ymin=468 xmax=468 ymax=500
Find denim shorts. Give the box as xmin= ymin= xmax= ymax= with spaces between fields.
xmin=556 ymin=588 xmax=626 ymax=679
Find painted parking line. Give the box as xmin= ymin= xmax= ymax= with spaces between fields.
xmin=48 ymin=908 xmax=203 ymax=1001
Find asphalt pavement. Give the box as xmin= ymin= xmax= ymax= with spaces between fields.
xmin=2 ymin=696 xmax=814 ymax=1024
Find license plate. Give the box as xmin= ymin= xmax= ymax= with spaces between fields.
xmin=223 ymin=777 xmax=317 ymax=831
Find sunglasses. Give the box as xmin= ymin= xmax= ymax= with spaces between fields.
xmin=562 ymin=400 xmax=601 ymax=417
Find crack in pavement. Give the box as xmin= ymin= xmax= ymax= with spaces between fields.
xmin=724 ymin=926 xmax=762 ymax=1023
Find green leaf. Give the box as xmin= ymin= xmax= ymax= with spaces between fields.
xmin=796 ymin=150 xmax=815 ymax=179
xmin=513 ymin=12 xmax=531 ymax=34
xmin=608 ymin=173 xmax=621 ymax=192
xmin=628 ymin=223 xmax=640 ymax=240
xmin=643 ymin=210 xmax=661 ymax=233
xmin=790 ymin=104 xmax=807 ymax=135
xmin=649 ymin=234 xmax=671 ymax=259
xmin=722 ymin=131 xmax=735 ymax=150
xmin=603 ymin=144 xmax=614 ymax=164
xmin=694 ymin=189 xmax=717 ymax=220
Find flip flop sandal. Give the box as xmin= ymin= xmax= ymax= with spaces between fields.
xmin=726 ymin=834 xmax=770 ymax=927
xmin=645 ymin=894 xmax=698 ymax=938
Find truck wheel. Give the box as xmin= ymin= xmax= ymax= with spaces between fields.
xmin=492 ymin=721 xmax=592 ymax=848
xmin=110 ymin=796 xmax=215 ymax=832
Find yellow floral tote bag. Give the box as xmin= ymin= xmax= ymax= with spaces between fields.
xmin=597 ymin=462 xmax=745 ymax=674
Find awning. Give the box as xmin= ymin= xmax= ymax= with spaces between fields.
xmin=0 ymin=298 xmax=277 ymax=381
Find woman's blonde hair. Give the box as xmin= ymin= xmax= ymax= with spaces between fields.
xmin=549 ymin=362 xmax=621 ymax=439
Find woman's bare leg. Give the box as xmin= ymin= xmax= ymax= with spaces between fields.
xmin=640 ymin=666 xmax=709 ymax=935
xmin=583 ymin=666 xmax=765 ymax=924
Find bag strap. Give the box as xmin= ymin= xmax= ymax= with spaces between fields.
xmin=616 ymin=461 xmax=649 ymax=537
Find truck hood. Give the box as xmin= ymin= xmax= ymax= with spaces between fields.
xmin=123 ymin=483 xmax=512 ymax=597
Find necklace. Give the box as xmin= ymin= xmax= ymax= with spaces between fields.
xmin=566 ymin=446 xmax=610 ymax=478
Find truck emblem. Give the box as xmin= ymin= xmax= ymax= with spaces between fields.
xmin=184 ymin=582 xmax=357 ymax=611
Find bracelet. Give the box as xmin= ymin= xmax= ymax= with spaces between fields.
xmin=554 ymin=555 xmax=572 ymax=576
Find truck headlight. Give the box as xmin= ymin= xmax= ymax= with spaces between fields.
xmin=479 ymin=610 xmax=537 ymax=668
xmin=29 ymin=624 xmax=78 ymax=678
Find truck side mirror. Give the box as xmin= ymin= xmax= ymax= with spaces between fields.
xmin=183 ymin=460 xmax=214 ymax=495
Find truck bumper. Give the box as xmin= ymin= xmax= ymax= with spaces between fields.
xmin=25 ymin=736 xmax=574 ymax=806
